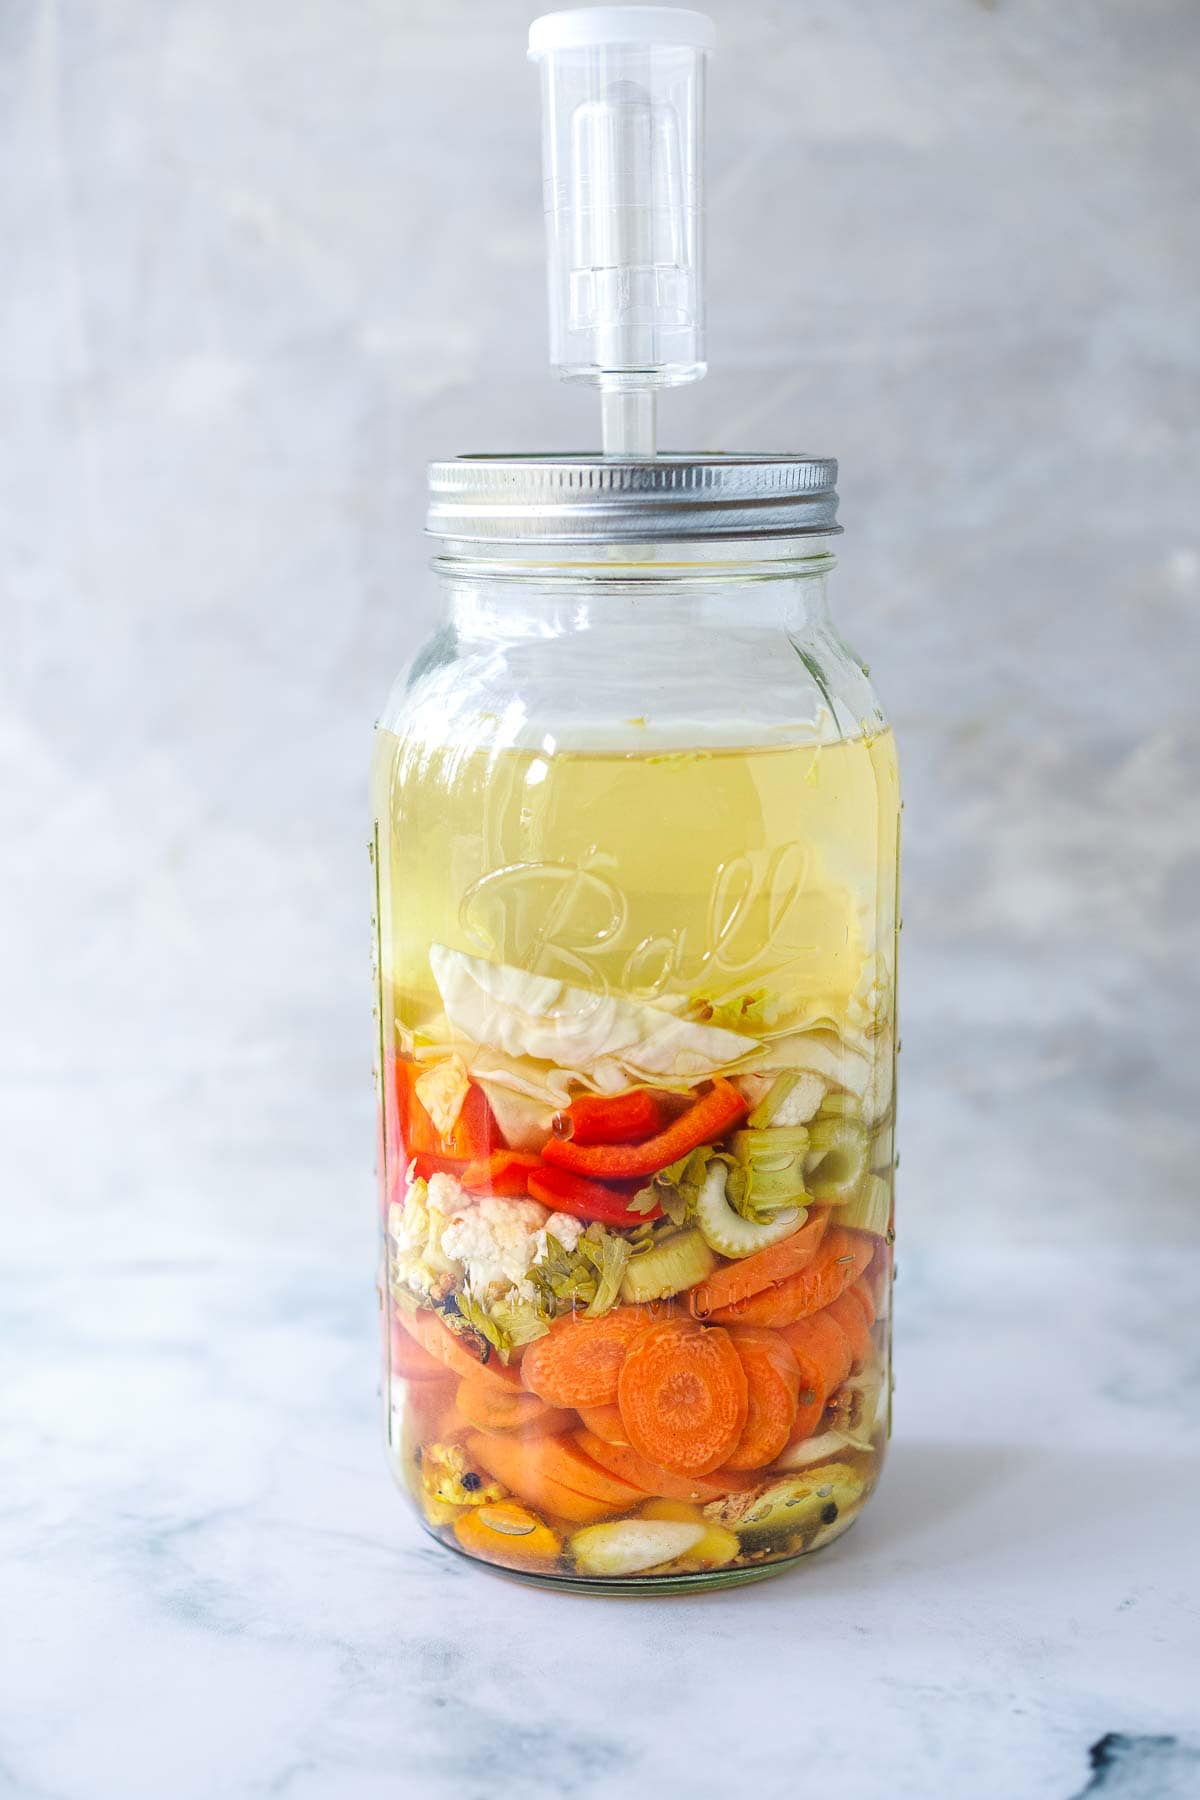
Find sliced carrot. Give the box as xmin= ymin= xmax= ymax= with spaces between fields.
xmin=724 ymin=1327 xmax=803 ymax=1470
xmin=403 ymin=1307 xmax=525 ymax=1391
xmin=778 ymin=1310 xmax=855 ymax=1395
xmin=455 ymin=1377 xmax=573 ymax=1436
xmin=689 ymin=1209 xmax=830 ymax=1318
xmin=389 ymin=1312 xmax=449 ymax=1382
xmin=469 ymin=1430 xmax=646 ymax=1508
xmin=532 ymin=1433 xmax=650 ymax=1506
xmin=850 ymin=1273 xmax=878 ymax=1327
xmin=823 ymin=1291 xmax=873 ymax=1369
xmin=574 ymin=1429 xmax=759 ymax=1502
xmin=577 ymin=1404 xmax=630 ymax=1446
xmin=864 ymin=1240 xmax=891 ymax=1315
xmin=520 ymin=1308 xmax=649 ymax=1409
xmin=466 ymin=1431 xmax=630 ymax=1524
xmin=771 ymin=1309 xmax=856 ymax=1449
xmin=786 ymin=1385 xmax=827 ymax=1447
xmin=706 ymin=1227 xmax=873 ymax=1327
xmin=459 ymin=1150 xmax=543 ymax=1196
xmin=553 ymin=1089 xmax=669 ymax=1145
xmin=403 ymin=1376 xmax=461 ymax=1441
xmin=617 ymin=1320 xmax=749 ymax=1477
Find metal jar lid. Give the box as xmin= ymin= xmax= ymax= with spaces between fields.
xmin=426 ymin=454 xmax=840 ymax=543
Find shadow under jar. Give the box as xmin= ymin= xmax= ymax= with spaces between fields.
xmin=371 ymin=456 xmax=899 ymax=1592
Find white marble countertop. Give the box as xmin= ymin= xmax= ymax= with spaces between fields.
xmin=6 ymin=1222 xmax=1198 ymax=1800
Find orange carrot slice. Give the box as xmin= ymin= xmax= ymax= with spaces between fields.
xmin=617 ymin=1320 xmax=749 ymax=1477
xmin=706 ymin=1227 xmax=873 ymax=1327
xmin=520 ymin=1308 xmax=648 ymax=1409
xmin=823 ymin=1291 xmax=873 ymax=1369
xmin=403 ymin=1307 xmax=525 ymax=1391
xmin=574 ymin=1429 xmax=759 ymax=1502
xmin=786 ymin=1385 xmax=827 ymax=1447
xmin=778 ymin=1310 xmax=855 ymax=1394
xmin=577 ymin=1404 xmax=630 ymax=1446
xmin=723 ymin=1327 xmax=803 ymax=1470
xmin=389 ymin=1313 xmax=449 ymax=1382
xmin=403 ymin=1376 xmax=461 ymax=1440
xmin=468 ymin=1430 xmax=644 ymax=1509
xmin=466 ymin=1432 xmax=630 ymax=1524
xmin=863 ymin=1241 xmax=891 ymax=1315
xmin=455 ymin=1377 xmax=573 ymax=1436
xmin=531 ymin=1433 xmax=649 ymax=1506
xmin=850 ymin=1273 xmax=878 ymax=1327
xmin=689 ymin=1209 xmax=830 ymax=1318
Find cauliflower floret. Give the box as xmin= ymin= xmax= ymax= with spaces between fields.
xmin=532 ymin=1212 xmax=586 ymax=1261
xmin=388 ymin=1179 xmax=463 ymax=1302
xmin=425 ymin=1171 xmax=474 ymax=1220
xmin=440 ymin=1194 xmax=550 ymax=1297
xmin=387 ymin=1196 xmax=425 ymax=1256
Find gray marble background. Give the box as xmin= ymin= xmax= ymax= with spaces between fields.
xmin=3 ymin=0 xmax=1199 ymax=1268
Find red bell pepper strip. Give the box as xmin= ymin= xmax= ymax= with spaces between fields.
xmin=460 ymin=1150 xmax=543 ymax=1197
xmin=540 ymin=1078 xmax=749 ymax=1180
xmin=553 ymin=1088 xmax=669 ymax=1146
xmin=394 ymin=1059 xmax=499 ymax=1162
xmin=528 ymin=1165 xmax=662 ymax=1226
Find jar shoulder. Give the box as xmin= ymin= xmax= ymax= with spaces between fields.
xmin=377 ymin=611 xmax=889 ymax=754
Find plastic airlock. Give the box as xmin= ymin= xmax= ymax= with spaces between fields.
xmin=528 ymin=7 xmax=715 ymax=454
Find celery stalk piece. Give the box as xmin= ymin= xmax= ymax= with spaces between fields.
xmin=746 ymin=1070 xmax=824 ymax=1128
xmin=838 ymin=1172 xmax=891 ymax=1237
xmin=804 ymin=1115 xmax=870 ymax=1205
xmin=693 ymin=1161 xmax=805 ymax=1259
xmin=816 ymin=1091 xmax=863 ymax=1120
xmin=728 ymin=1126 xmax=810 ymax=1214
xmin=620 ymin=1228 xmax=717 ymax=1304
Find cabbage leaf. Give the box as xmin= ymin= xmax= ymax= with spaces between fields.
xmin=428 ymin=944 xmax=759 ymax=1084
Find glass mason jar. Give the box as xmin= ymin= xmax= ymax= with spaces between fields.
xmin=372 ymin=456 xmax=899 ymax=1591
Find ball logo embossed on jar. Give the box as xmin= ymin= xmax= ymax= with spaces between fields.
xmin=459 ymin=838 xmax=838 ymax=1007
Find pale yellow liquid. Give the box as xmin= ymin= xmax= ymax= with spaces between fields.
xmin=373 ymin=726 xmax=900 ymax=1584
xmin=371 ymin=730 xmax=900 ymax=1040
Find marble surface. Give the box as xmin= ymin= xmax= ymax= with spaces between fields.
xmin=4 ymin=1224 xmax=1199 ymax=1800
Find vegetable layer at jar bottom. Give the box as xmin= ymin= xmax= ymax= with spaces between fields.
xmin=381 ymin=1060 xmax=894 ymax=1581
xmin=386 ymin=1283 xmax=890 ymax=1587
xmin=374 ymin=732 xmax=899 ymax=1583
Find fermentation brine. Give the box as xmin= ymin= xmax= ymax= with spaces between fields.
xmin=374 ymin=721 xmax=898 ymax=1587
xmin=371 ymin=6 xmax=902 ymax=1589
xmin=373 ymin=732 xmax=898 ymax=1032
